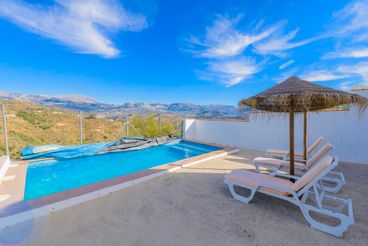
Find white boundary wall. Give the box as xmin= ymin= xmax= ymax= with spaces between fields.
xmin=0 ymin=156 xmax=10 ymax=184
xmin=184 ymin=106 xmax=368 ymax=164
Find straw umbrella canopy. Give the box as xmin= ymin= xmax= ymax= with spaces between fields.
xmin=239 ymin=76 xmax=367 ymax=176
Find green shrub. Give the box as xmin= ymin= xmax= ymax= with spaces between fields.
xmin=86 ymin=113 xmax=97 ymax=119
xmin=16 ymin=110 xmax=52 ymax=130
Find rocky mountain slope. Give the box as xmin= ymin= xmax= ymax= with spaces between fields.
xmin=0 ymin=91 xmax=249 ymax=119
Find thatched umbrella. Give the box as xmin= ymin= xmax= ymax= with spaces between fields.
xmin=239 ymin=76 xmax=367 ymax=176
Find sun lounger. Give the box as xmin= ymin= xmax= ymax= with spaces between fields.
xmin=265 ymin=136 xmax=325 ymax=160
xmin=253 ymin=143 xmax=345 ymax=193
xmin=224 ymin=156 xmax=354 ymax=237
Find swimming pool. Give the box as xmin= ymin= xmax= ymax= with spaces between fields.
xmin=24 ymin=141 xmax=221 ymax=200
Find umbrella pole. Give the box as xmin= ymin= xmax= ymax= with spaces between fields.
xmin=303 ymin=111 xmax=308 ymax=160
xmin=289 ymin=105 xmax=295 ymax=177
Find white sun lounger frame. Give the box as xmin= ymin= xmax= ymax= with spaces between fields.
xmin=265 ymin=137 xmax=325 ymax=160
xmin=225 ymin=157 xmax=354 ymax=237
xmin=253 ymin=145 xmax=345 ymax=193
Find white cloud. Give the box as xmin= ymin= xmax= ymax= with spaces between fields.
xmin=184 ymin=13 xmax=319 ymax=86
xmin=0 ymin=0 xmax=148 ymax=58
xmin=300 ymin=62 xmax=368 ymax=85
xmin=279 ymin=59 xmax=295 ymax=70
xmin=185 ymin=15 xmax=282 ymax=58
xmin=253 ymin=28 xmax=318 ymax=57
xmin=332 ymin=0 xmax=368 ymax=39
xmin=196 ymin=57 xmax=261 ymax=87
xmin=300 ymin=70 xmax=351 ymax=82
xmin=339 ymin=81 xmax=368 ymax=91
xmin=339 ymin=81 xmax=356 ymax=91
xmin=324 ymin=0 xmax=368 ymax=58
xmin=338 ymin=62 xmax=368 ymax=81
xmin=324 ymin=47 xmax=368 ymax=59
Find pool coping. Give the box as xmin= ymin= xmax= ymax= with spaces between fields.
xmin=0 ymin=141 xmax=238 ymax=229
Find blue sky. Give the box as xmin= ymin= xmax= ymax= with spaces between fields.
xmin=0 ymin=0 xmax=368 ymax=105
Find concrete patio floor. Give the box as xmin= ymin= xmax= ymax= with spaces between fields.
xmin=1 ymin=149 xmax=367 ymax=246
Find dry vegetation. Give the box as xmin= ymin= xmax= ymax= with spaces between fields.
xmin=0 ymin=100 xmax=181 ymax=159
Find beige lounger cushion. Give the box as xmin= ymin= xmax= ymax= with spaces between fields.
xmin=253 ymin=157 xmax=305 ymax=169
xmin=266 ymin=136 xmax=324 ymax=157
xmin=307 ymin=137 xmax=325 ymax=154
xmin=265 ymin=149 xmax=304 ymax=158
xmin=278 ymin=165 xmax=305 ymax=173
xmin=225 ymin=170 xmax=294 ymax=196
xmin=292 ymin=156 xmax=332 ymax=192
xmin=255 ymin=143 xmax=332 ymax=172
xmin=305 ymin=143 xmax=333 ymax=168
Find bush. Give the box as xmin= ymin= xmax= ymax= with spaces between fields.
xmin=16 ymin=110 xmax=52 ymax=130
xmin=128 ymin=114 xmax=180 ymax=137
xmin=129 ymin=114 xmax=159 ymax=137
xmin=86 ymin=113 xmax=97 ymax=119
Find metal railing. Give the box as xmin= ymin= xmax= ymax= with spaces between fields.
xmin=0 ymin=103 xmax=184 ymax=159
xmin=1 ymin=104 xmax=9 ymax=156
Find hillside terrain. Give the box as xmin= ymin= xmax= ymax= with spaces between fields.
xmin=0 ymin=100 xmax=180 ymax=159
xmin=0 ymin=92 xmax=249 ymax=120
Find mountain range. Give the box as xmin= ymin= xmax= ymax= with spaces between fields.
xmin=0 ymin=92 xmax=249 ymax=120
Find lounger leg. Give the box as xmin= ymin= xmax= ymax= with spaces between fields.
xmin=253 ymin=162 xmax=261 ymax=173
xmin=224 ymin=180 xmax=256 ymax=204
xmin=320 ymin=171 xmax=346 ymax=193
xmin=299 ymin=201 xmax=354 ymax=237
xmin=295 ymin=186 xmax=353 ymax=237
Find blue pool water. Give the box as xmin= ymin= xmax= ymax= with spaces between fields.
xmin=24 ymin=141 xmax=221 ymax=200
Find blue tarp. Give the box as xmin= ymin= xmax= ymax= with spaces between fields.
xmin=21 ymin=136 xmax=180 ymax=160
xmin=21 ymin=141 xmax=117 ymax=160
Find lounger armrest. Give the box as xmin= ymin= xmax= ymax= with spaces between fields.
xmin=254 ymin=159 xmax=305 ymax=172
xmin=294 ymin=158 xmax=307 ymax=163
xmin=272 ymin=172 xmax=301 ymax=180
xmin=294 ymin=162 xmax=306 ymax=169
xmin=256 ymin=181 xmax=296 ymax=195
xmin=253 ymin=160 xmax=282 ymax=171
xmin=283 ymin=156 xmax=307 ymax=163
xmin=266 ymin=152 xmax=287 ymax=159
xmin=278 ymin=162 xmax=305 ymax=169
xmin=281 ymin=153 xmax=290 ymax=160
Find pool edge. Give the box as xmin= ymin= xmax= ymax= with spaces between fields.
xmin=0 ymin=143 xmax=238 ymax=229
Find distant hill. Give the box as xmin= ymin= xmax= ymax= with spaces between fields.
xmin=0 ymin=91 xmax=249 ymax=120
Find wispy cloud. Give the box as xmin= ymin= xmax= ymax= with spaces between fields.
xmin=300 ymin=70 xmax=351 ymax=82
xmin=185 ymin=15 xmax=281 ymax=59
xmin=279 ymin=59 xmax=295 ymax=70
xmin=183 ymin=13 xmax=319 ymax=86
xmin=332 ymin=0 xmax=368 ymax=39
xmin=324 ymin=47 xmax=368 ymax=59
xmin=253 ymin=27 xmax=319 ymax=57
xmin=324 ymin=0 xmax=368 ymax=59
xmin=337 ymin=62 xmax=368 ymax=81
xmin=196 ymin=57 xmax=261 ymax=87
xmin=300 ymin=61 xmax=368 ymax=87
xmin=339 ymin=81 xmax=356 ymax=91
xmin=0 ymin=0 xmax=148 ymax=58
